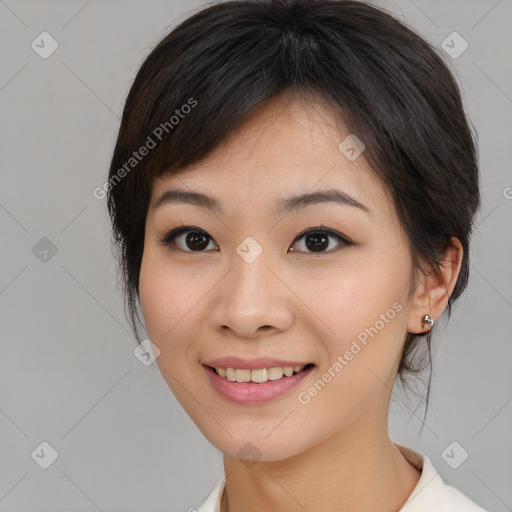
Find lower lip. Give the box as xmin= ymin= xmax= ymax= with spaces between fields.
xmin=203 ymin=364 xmax=315 ymax=405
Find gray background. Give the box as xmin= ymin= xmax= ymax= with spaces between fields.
xmin=0 ymin=0 xmax=511 ymax=511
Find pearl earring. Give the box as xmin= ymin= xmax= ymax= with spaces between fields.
xmin=421 ymin=314 xmax=434 ymax=329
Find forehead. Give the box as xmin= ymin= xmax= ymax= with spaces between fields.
xmin=150 ymin=92 xmax=393 ymax=219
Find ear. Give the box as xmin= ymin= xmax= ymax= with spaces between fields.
xmin=407 ymin=237 xmax=463 ymax=334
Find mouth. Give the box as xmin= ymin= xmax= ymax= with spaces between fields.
xmin=203 ymin=363 xmax=316 ymax=383
xmin=202 ymin=363 xmax=316 ymax=404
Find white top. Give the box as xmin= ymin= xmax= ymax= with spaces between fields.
xmin=197 ymin=443 xmax=488 ymax=512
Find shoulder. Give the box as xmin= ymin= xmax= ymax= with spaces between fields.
xmin=402 ymin=479 xmax=489 ymax=512
xmin=441 ymin=484 xmax=489 ymax=511
xmin=396 ymin=443 xmax=489 ymax=512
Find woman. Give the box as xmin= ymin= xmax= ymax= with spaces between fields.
xmin=106 ymin=0 xmax=487 ymax=510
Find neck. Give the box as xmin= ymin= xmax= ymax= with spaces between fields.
xmin=220 ymin=423 xmax=421 ymax=512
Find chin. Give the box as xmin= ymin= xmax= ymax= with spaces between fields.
xmin=203 ymin=427 xmax=313 ymax=463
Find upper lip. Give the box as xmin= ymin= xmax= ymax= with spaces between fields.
xmin=202 ymin=357 xmax=314 ymax=370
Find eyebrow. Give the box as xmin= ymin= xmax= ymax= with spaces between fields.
xmin=153 ymin=188 xmax=370 ymax=215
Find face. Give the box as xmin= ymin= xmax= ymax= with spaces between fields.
xmin=139 ymin=92 xmax=419 ymax=462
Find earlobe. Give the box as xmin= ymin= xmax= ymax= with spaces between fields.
xmin=406 ymin=237 xmax=463 ymax=334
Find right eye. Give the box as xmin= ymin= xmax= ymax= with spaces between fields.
xmin=159 ymin=226 xmax=219 ymax=252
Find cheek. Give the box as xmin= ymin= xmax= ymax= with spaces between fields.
xmin=301 ymin=257 xmax=406 ymax=341
xmin=302 ymin=254 xmax=410 ymax=388
xmin=138 ymin=253 xmax=211 ymax=406
xmin=327 ymin=282 xmax=405 ymax=343
xmin=139 ymin=251 xmax=217 ymax=368
xmin=292 ymin=285 xmax=406 ymax=436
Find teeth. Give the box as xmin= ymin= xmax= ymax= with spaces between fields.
xmin=214 ymin=364 xmax=307 ymax=383
xmin=250 ymin=368 xmax=268 ymax=383
xmin=268 ymin=367 xmax=284 ymax=380
xmin=234 ymin=369 xmax=251 ymax=382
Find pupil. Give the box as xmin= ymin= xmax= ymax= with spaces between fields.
xmin=186 ymin=232 xmax=209 ymax=250
xmin=306 ymin=233 xmax=328 ymax=252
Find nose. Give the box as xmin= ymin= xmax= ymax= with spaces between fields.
xmin=208 ymin=253 xmax=294 ymax=339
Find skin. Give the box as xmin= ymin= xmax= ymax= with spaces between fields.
xmin=139 ymin=91 xmax=463 ymax=512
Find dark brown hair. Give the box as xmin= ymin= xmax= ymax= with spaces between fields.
xmin=106 ymin=0 xmax=480 ymax=426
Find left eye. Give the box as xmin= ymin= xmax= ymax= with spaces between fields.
xmin=159 ymin=226 xmax=218 ymax=252
xmin=159 ymin=226 xmax=352 ymax=253
xmin=289 ymin=227 xmax=352 ymax=253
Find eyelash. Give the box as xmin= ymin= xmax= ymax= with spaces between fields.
xmin=158 ymin=225 xmax=353 ymax=254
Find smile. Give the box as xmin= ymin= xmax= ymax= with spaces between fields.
xmin=202 ymin=363 xmax=315 ymax=404
xmin=210 ymin=364 xmax=313 ymax=383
